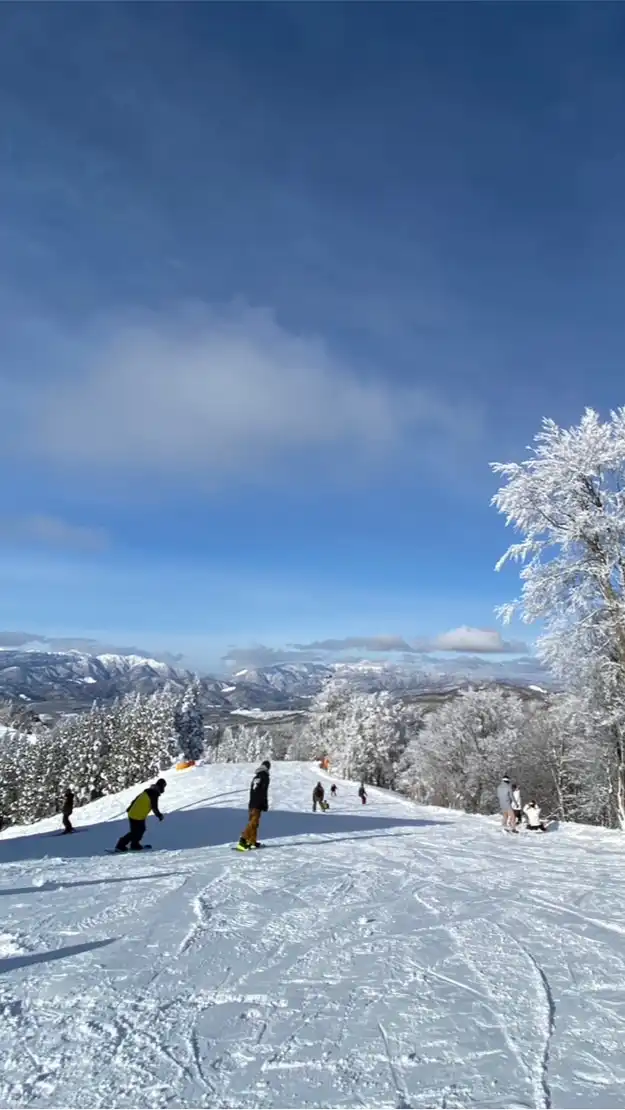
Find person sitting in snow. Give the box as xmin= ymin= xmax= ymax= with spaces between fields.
xmin=523 ymin=800 xmax=549 ymax=832
xmin=238 ymin=760 xmax=271 ymax=850
xmin=115 ymin=779 xmax=166 ymax=851
xmin=358 ymin=783 xmax=367 ymax=805
xmin=511 ymin=782 xmax=523 ymax=826
xmin=312 ymin=782 xmax=328 ymax=812
xmin=62 ymin=789 xmax=74 ymax=834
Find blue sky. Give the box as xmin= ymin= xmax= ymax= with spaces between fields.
xmin=1 ymin=2 xmax=624 ymax=670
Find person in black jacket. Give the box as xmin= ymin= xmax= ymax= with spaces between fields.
xmin=62 ymin=789 xmax=74 ymax=834
xmin=312 ymin=782 xmax=327 ymax=812
xmin=238 ymin=761 xmax=270 ymax=850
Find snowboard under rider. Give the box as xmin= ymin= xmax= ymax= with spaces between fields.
xmin=358 ymin=783 xmax=367 ymax=805
xmin=238 ymin=761 xmax=271 ymax=850
xmin=62 ymin=789 xmax=74 ymax=834
xmin=497 ymin=776 xmax=517 ymax=831
xmin=115 ymin=779 xmax=166 ymax=852
xmin=524 ymin=801 xmax=548 ymax=832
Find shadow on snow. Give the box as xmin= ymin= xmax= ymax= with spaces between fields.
xmin=0 ymin=804 xmax=448 ymax=865
xmin=0 ymin=938 xmax=116 ymax=976
xmin=0 ymin=872 xmax=182 ymax=897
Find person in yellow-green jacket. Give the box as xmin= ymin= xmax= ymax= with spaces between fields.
xmin=115 ymin=779 xmax=166 ymax=852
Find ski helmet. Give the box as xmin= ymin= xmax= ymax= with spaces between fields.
xmin=262 ymin=760 xmax=271 ymax=770
xmin=156 ymin=778 xmax=167 ymax=791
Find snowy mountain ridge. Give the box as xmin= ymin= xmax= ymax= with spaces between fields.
xmin=0 ymin=647 xmax=553 ymax=713
xmin=0 ymin=760 xmax=621 ymax=1109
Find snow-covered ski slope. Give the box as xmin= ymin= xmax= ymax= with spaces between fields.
xmin=1 ymin=764 xmax=625 ymax=1110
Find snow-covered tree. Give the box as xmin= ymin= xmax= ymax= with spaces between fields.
xmin=175 ymin=677 xmax=205 ymax=762
xmin=401 ymin=686 xmax=526 ymax=813
xmin=492 ymin=408 xmax=625 ymax=827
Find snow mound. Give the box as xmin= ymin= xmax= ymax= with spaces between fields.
xmin=0 ymin=763 xmax=623 ymax=1108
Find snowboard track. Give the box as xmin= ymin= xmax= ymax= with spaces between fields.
xmin=1 ymin=762 xmax=624 ymax=1108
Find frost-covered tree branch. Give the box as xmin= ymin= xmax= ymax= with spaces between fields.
xmin=492 ymin=407 xmax=625 ymax=827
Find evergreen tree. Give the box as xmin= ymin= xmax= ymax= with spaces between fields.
xmin=175 ymin=677 xmax=205 ymax=762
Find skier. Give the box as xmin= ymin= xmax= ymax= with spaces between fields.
xmin=497 ymin=776 xmax=517 ymax=831
xmin=358 ymin=783 xmax=367 ymax=805
xmin=238 ymin=760 xmax=271 ymax=850
xmin=115 ymin=779 xmax=166 ymax=852
xmin=511 ymin=782 xmax=523 ymax=826
xmin=62 ymin=789 xmax=74 ymax=834
xmin=523 ymin=800 xmax=549 ymax=832
xmin=330 ymin=784 xmax=337 ymax=797
xmin=312 ymin=782 xmax=328 ymax=812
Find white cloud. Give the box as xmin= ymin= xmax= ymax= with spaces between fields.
xmin=9 ymin=304 xmax=482 ymax=482
xmin=431 ymin=625 xmax=525 ymax=654
xmin=0 ymin=514 xmax=108 ymax=552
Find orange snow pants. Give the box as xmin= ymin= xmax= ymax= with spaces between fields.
xmin=242 ymin=808 xmax=261 ymax=846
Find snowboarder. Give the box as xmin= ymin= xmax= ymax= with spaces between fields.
xmin=312 ymin=782 xmax=328 ymax=812
xmin=358 ymin=783 xmax=367 ymax=805
xmin=62 ymin=789 xmax=74 ymax=834
xmin=523 ymin=801 xmax=549 ymax=832
xmin=511 ymin=783 xmax=523 ymax=826
xmin=497 ymin=776 xmax=517 ymax=831
xmin=238 ymin=760 xmax=271 ymax=850
xmin=330 ymin=784 xmax=337 ymax=797
xmin=115 ymin=779 xmax=166 ymax=852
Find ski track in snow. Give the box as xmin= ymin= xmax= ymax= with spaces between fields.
xmin=1 ymin=765 xmax=625 ymax=1108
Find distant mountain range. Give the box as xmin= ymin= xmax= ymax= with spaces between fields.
xmin=0 ymin=647 xmax=553 ymax=716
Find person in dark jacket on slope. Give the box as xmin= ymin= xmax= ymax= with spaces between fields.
xmin=115 ymin=779 xmax=166 ymax=851
xmin=330 ymin=784 xmax=337 ymax=797
xmin=238 ymin=761 xmax=271 ymax=850
xmin=62 ymin=789 xmax=74 ymax=834
xmin=358 ymin=783 xmax=367 ymax=805
xmin=312 ymin=782 xmax=328 ymax=812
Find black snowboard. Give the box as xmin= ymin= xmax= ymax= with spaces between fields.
xmin=105 ymin=845 xmax=153 ymax=854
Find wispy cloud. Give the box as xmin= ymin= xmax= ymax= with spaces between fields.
xmin=291 ymin=635 xmax=415 ymax=653
xmin=0 ymin=514 xmax=108 ymax=552
xmin=0 ymin=629 xmax=183 ymax=663
xmin=428 ymin=626 xmax=526 ymax=654
xmin=224 ymin=626 xmax=529 ymax=669
xmin=4 ymin=304 xmax=483 ymax=486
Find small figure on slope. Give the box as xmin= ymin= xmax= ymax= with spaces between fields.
xmin=115 ymin=779 xmax=166 ymax=852
xmin=511 ymin=782 xmax=523 ymax=826
xmin=62 ymin=789 xmax=74 ymax=834
xmin=330 ymin=784 xmax=337 ymax=797
xmin=523 ymin=800 xmax=549 ymax=832
xmin=312 ymin=782 xmax=329 ymax=812
xmin=238 ymin=760 xmax=271 ymax=850
xmin=497 ymin=776 xmax=517 ymax=832
xmin=358 ymin=783 xmax=367 ymax=805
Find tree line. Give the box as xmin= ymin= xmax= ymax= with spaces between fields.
xmin=0 ymin=678 xmax=205 ymax=827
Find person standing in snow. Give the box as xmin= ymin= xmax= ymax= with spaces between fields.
xmin=312 ymin=782 xmax=327 ymax=812
xmin=238 ymin=760 xmax=271 ymax=850
xmin=62 ymin=789 xmax=74 ymax=834
xmin=524 ymin=801 xmax=549 ymax=832
xmin=358 ymin=783 xmax=367 ymax=805
xmin=497 ymin=776 xmax=517 ymax=831
xmin=115 ymin=779 xmax=166 ymax=852
xmin=511 ymin=783 xmax=523 ymax=826
xmin=330 ymin=784 xmax=337 ymax=797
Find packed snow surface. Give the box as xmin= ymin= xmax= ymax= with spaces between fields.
xmin=0 ymin=765 xmax=624 ymax=1109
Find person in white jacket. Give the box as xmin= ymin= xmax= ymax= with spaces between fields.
xmin=511 ymin=783 xmax=523 ymax=825
xmin=523 ymin=801 xmax=548 ymax=832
